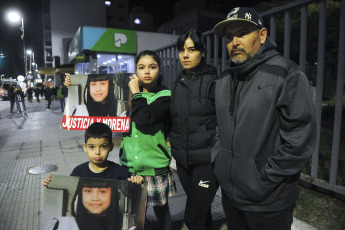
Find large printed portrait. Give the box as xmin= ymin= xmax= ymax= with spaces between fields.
xmin=41 ymin=175 xmax=147 ymax=230
xmin=61 ymin=73 xmax=132 ymax=132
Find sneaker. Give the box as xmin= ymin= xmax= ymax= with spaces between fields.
xmin=46 ymin=109 xmax=51 ymax=111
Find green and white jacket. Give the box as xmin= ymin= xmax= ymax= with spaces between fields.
xmin=120 ymin=85 xmax=172 ymax=176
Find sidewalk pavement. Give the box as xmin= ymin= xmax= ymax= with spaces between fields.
xmin=0 ymin=100 xmax=317 ymax=230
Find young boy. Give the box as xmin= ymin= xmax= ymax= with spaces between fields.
xmin=43 ymin=122 xmax=142 ymax=186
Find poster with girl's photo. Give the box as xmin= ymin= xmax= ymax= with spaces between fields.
xmin=41 ymin=175 xmax=147 ymax=230
xmin=60 ymin=73 xmax=131 ymax=132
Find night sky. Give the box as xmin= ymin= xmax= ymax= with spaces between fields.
xmin=0 ymin=0 xmax=265 ymax=77
xmin=0 ymin=0 xmax=43 ymax=76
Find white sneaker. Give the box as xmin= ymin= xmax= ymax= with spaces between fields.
xmin=46 ymin=109 xmax=51 ymax=111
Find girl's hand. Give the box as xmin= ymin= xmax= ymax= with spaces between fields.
xmin=43 ymin=175 xmax=52 ymax=187
xmin=64 ymin=74 xmax=71 ymax=88
xmin=128 ymin=175 xmax=144 ymax=185
xmin=128 ymin=74 xmax=140 ymax=94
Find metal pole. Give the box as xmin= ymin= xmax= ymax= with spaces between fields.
xmin=312 ymin=0 xmax=326 ymax=179
xmin=284 ymin=10 xmax=291 ymax=59
xmin=29 ymin=53 xmax=32 ymax=75
xmin=329 ymin=0 xmax=345 ymax=185
xmin=21 ymin=18 xmax=27 ymax=77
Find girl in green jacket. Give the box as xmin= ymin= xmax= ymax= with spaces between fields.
xmin=119 ymin=50 xmax=176 ymax=230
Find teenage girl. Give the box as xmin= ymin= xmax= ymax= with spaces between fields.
xmin=119 ymin=50 xmax=176 ymax=230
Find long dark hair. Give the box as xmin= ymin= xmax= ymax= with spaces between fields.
xmin=176 ymin=29 xmax=206 ymax=64
xmin=71 ymin=178 xmax=121 ymax=230
xmin=125 ymin=50 xmax=164 ymax=114
xmin=84 ymin=74 xmax=117 ymax=116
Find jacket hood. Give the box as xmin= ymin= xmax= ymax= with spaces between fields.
xmin=178 ymin=63 xmax=218 ymax=79
xmin=228 ymin=37 xmax=280 ymax=115
xmin=229 ymin=37 xmax=279 ymax=80
xmin=139 ymin=84 xmax=169 ymax=93
xmin=174 ymin=63 xmax=218 ymax=106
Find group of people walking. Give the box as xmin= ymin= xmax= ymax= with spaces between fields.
xmin=25 ymin=85 xmax=43 ymax=103
xmin=8 ymin=84 xmax=67 ymax=114
xmin=51 ymin=6 xmax=316 ymax=230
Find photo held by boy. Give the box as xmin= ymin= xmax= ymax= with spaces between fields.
xmin=43 ymin=122 xmax=143 ymax=229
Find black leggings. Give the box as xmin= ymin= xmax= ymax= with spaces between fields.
xmin=177 ymin=163 xmax=219 ymax=230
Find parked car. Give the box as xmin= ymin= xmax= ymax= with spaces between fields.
xmin=0 ymin=79 xmax=18 ymax=100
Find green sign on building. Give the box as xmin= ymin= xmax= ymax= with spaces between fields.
xmin=68 ymin=27 xmax=137 ymax=63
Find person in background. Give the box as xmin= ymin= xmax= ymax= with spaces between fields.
xmin=27 ymin=86 xmax=33 ymax=103
xmin=14 ymin=85 xmax=26 ymax=113
xmin=169 ymin=29 xmax=219 ymax=230
xmin=40 ymin=86 xmax=44 ymax=98
xmin=57 ymin=85 xmax=66 ymax=113
xmin=211 ymin=7 xmax=316 ymax=230
xmin=119 ymin=50 xmax=176 ymax=230
xmin=45 ymin=84 xmax=52 ymax=111
xmin=8 ymin=84 xmax=16 ymax=113
xmin=34 ymin=86 xmax=40 ymax=102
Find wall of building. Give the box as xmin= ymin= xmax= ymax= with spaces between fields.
xmin=50 ymin=0 xmax=106 ymax=65
xmin=106 ymin=0 xmax=129 ymax=29
xmin=136 ymin=31 xmax=179 ymax=53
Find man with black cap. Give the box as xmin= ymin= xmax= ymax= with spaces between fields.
xmin=211 ymin=7 xmax=316 ymax=229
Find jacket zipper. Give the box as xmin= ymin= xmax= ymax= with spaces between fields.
xmin=230 ymin=80 xmax=244 ymax=199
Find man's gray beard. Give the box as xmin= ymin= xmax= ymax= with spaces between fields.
xmin=230 ymin=48 xmax=259 ymax=65
xmin=231 ymin=55 xmax=249 ymax=65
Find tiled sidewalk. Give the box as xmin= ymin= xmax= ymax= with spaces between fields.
xmin=0 ymin=103 xmax=316 ymax=230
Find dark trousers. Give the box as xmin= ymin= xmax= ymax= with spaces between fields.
xmin=10 ymin=99 xmax=15 ymax=113
xmin=222 ymin=190 xmax=293 ymax=230
xmin=47 ymin=98 xmax=51 ymax=109
xmin=177 ymin=163 xmax=219 ymax=230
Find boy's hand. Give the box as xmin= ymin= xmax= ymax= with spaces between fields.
xmin=43 ymin=175 xmax=52 ymax=187
xmin=128 ymin=175 xmax=144 ymax=185
xmin=64 ymin=74 xmax=71 ymax=88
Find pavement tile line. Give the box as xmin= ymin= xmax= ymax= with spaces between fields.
xmin=0 ymin=101 xmax=317 ymax=230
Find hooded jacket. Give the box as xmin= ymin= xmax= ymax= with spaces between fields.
xmin=170 ymin=63 xmax=218 ymax=168
xmin=211 ymin=38 xmax=316 ymax=212
xmin=120 ymin=85 xmax=172 ymax=176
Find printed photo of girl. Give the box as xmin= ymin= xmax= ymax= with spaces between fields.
xmin=69 ymin=74 xmax=117 ymax=116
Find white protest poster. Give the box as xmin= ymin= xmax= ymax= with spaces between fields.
xmin=60 ymin=73 xmax=132 ymax=132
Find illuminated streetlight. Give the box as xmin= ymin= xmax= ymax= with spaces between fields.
xmin=6 ymin=10 xmax=27 ymax=77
